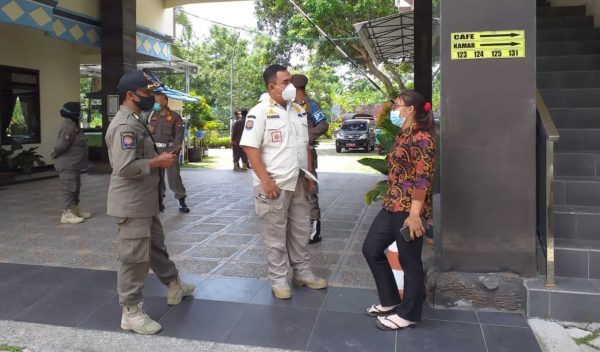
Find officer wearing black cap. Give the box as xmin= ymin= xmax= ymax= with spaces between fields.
xmin=51 ymin=102 xmax=90 ymax=224
xmin=291 ymin=74 xmax=329 ymax=244
xmin=105 ymin=70 xmax=195 ymax=335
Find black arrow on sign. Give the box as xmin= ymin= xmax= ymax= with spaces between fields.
xmin=480 ymin=42 xmax=521 ymax=47
xmin=480 ymin=33 xmax=520 ymax=38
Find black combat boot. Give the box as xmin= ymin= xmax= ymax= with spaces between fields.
xmin=309 ymin=219 xmax=321 ymax=244
xmin=178 ymin=198 xmax=190 ymax=213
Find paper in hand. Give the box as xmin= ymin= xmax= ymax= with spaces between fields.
xmin=301 ymin=168 xmax=319 ymax=184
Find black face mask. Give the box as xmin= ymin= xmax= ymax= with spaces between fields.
xmin=133 ymin=92 xmax=155 ymax=111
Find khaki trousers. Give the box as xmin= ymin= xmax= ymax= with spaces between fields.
xmin=253 ymin=178 xmax=312 ymax=285
xmin=115 ymin=215 xmax=179 ymax=306
xmin=158 ymin=147 xmax=187 ymax=199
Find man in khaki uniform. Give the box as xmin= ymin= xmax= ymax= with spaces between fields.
xmin=106 ymin=70 xmax=195 ymax=335
xmin=51 ymin=102 xmax=91 ymax=224
xmin=147 ymin=93 xmax=190 ymax=213
xmin=291 ymin=74 xmax=330 ymax=244
xmin=241 ymin=64 xmax=328 ymax=300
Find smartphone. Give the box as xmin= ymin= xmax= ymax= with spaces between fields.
xmin=400 ymin=218 xmax=428 ymax=242
xmin=170 ymin=146 xmax=182 ymax=155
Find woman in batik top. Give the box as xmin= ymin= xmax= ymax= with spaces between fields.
xmin=362 ymin=90 xmax=436 ymax=330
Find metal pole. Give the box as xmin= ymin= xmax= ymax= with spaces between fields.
xmin=185 ymin=66 xmax=190 ymax=93
xmin=230 ymin=33 xmax=239 ymax=135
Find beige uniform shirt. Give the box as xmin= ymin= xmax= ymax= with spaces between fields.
xmin=148 ymin=109 xmax=184 ymax=148
xmin=240 ymin=97 xmax=309 ymax=191
xmin=51 ymin=119 xmax=89 ymax=171
xmin=105 ymin=105 xmax=160 ymax=217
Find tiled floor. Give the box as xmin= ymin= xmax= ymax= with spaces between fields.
xmin=0 ymin=170 xmax=385 ymax=289
xmin=0 ymin=263 xmax=541 ymax=352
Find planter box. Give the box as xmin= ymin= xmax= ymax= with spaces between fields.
xmin=187 ymin=148 xmax=203 ymax=162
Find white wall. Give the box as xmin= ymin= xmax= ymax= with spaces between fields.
xmin=0 ymin=24 xmax=81 ymax=164
xmin=137 ymin=0 xmax=174 ymax=36
xmin=550 ymin=0 xmax=600 ymax=25
xmin=57 ymin=0 xmax=101 ymax=19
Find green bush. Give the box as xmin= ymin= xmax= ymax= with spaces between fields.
xmin=206 ymin=137 xmax=231 ymax=148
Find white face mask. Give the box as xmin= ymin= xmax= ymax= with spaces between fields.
xmin=281 ymin=83 xmax=297 ymax=102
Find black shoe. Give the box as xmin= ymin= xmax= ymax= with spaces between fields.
xmin=309 ymin=219 xmax=321 ymax=244
xmin=178 ymin=198 xmax=190 ymax=213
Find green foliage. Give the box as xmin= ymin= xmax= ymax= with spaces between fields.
xmin=183 ymin=91 xmax=212 ymax=133
xmin=204 ymin=121 xmax=222 ymax=131
xmin=357 ymin=158 xmax=388 ymax=175
xmin=206 ymin=136 xmax=232 ymax=149
xmin=0 ymin=142 xmax=46 ymax=175
xmin=365 ymin=180 xmax=389 ymax=205
xmin=0 ymin=344 xmax=24 ymax=352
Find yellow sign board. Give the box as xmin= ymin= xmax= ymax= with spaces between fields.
xmin=451 ymin=30 xmax=525 ymax=60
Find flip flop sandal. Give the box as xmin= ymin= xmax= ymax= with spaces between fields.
xmin=365 ymin=305 xmax=395 ymax=317
xmin=375 ymin=316 xmax=416 ymax=331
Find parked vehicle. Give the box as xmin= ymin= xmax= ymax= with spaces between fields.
xmin=335 ymin=119 xmax=375 ymax=153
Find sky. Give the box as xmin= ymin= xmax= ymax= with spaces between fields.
xmin=182 ymin=1 xmax=259 ymax=41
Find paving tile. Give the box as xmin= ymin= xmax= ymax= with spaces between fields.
xmin=322 ymin=286 xmax=379 ymax=314
xmin=182 ymin=224 xmax=227 ymax=234
xmin=422 ymin=305 xmax=479 ymax=324
xmin=482 ymin=325 xmax=542 ymax=352
xmin=251 ymin=283 xmax=328 ymax=310
xmin=235 ymin=246 xmax=267 ymax=263
xmin=226 ymin=304 xmax=318 ymax=350
xmin=201 ymin=216 xmax=243 ymax=225
xmin=307 ymin=239 xmax=349 ymax=251
xmin=64 ymin=269 xmax=117 ymax=292
xmin=12 ymin=266 xmax=96 ymax=287
xmin=0 ymin=263 xmax=41 ymax=284
xmin=526 ymin=290 xmax=550 ymax=319
xmin=396 ymin=319 xmax=486 ymax=352
xmin=173 ymin=258 xmax=221 ymax=275
xmin=0 ymin=282 xmax=56 ymax=319
xmin=217 ymin=261 xmax=268 ymax=279
xmin=477 ymin=311 xmax=528 ymax=328
xmin=166 ymin=232 xmax=211 ymax=244
xmin=195 ymin=277 xmax=266 ymax=304
xmin=308 ymin=252 xmax=341 ymax=267
xmin=186 ymin=246 xmax=240 ymax=259
xmin=308 ymin=310 xmax=395 ymax=352
xmin=13 ymin=287 xmax=113 ymax=327
xmin=160 ymin=299 xmax=247 ymax=342
xmin=550 ymin=291 xmax=600 ymax=322
xmin=334 ymin=269 xmax=376 ymax=288
xmin=77 ymin=296 xmax=172 ymax=332
xmin=205 ymin=234 xmax=255 ymax=247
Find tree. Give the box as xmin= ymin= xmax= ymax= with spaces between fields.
xmin=255 ymin=0 xmax=403 ymax=98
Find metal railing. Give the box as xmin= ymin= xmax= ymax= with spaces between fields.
xmin=535 ymin=90 xmax=559 ymax=287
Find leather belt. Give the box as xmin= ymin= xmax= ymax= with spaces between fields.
xmin=155 ymin=142 xmax=174 ymax=148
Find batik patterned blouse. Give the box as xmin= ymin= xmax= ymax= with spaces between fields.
xmin=383 ymin=125 xmax=436 ymax=219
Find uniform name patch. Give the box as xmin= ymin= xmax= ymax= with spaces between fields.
xmin=247 ymin=115 xmax=256 ymax=119
xmin=120 ymin=132 xmax=136 ymax=149
xmin=245 ymin=120 xmax=254 ymax=130
xmin=266 ymin=114 xmax=280 ymax=119
xmin=271 ymin=130 xmax=282 ymax=143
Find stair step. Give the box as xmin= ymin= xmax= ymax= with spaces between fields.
xmin=537 ymin=5 xmax=586 ymax=17
xmin=555 ymin=152 xmax=600 ymax=177
xmin=554 ymin=175 xmax=600 ymax=207
xmin=538 ymin=28 xmax=600 ymax=42
xmin=538 ymin=40 xmax=600 ymax=56
xmin=554 ymin=205 xmax=600 ymax=242
xmin=537 ymin=16 xmax=594 ymax=29
xmin=555 ymin=129 xmax=600 ymax=152
xmin=538 ymin=54 xmax=600 ymax=71
xmin=549 ymin=108 xmax=600 ymax=129
xmin=539 ymin=88 xmax=600 ymax=108
xmin=554 ymin=239 xmax=600 ymax=279
xmin=538 ymin=71 xmax=600 ymax=89
xmin=525 ymin=276 xmax=600 ymax=321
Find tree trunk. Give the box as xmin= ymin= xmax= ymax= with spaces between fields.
xmin=350 ymin=42 xmax=397 ymax=99
xmin=384 ymin=63 xmax=406 ymax=90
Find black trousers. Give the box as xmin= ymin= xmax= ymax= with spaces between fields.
xmin=233 ymin=145 xmax=248 ymax=165
xmin=362 ymin=208 xmax=424 ymax=322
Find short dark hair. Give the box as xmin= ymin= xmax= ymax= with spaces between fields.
xmin=263 ymin=64 xmax=287 ymax=87
xmin=241 ymin=108 xmax=248 ymax=118
xmin=155 ymin=92 xmax=168 ymax=102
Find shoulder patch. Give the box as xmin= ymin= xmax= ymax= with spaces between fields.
xmin=120 ymin=132 xmax=136 ymax=149
xmin=245 ymin=120 xmax=254 ymax=130
xmin=63 ymin=132 xmax=72 ymax=141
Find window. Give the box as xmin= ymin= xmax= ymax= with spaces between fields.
xmin=0 ymin=65 xmax=40 ymax=144
xmin=341 ymin=121 xmax=368 ymax=131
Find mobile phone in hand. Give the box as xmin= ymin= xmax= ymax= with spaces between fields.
xmin=400 ymin=225 xmax=412 ymax=242
xmin=170 ymin=146 xmax=182 ymax=155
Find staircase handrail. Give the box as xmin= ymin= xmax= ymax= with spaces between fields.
xmin=536 ymin=89 xmax=559 ymax=287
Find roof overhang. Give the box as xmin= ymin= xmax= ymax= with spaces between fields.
xmin=353 ymin=12 xmax=414 ymax=66
xmin=80 ymin=56 xmax=199 ymax=78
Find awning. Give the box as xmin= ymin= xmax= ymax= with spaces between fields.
xmin=83 ymin=87 xmax=199 ymax=103
xmin=80 ymin=56 xmax=198 ymax=77
xmin=353 ymin=12 xmax=414 ymax=66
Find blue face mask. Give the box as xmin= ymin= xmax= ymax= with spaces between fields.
xmin=152 ymin=102 xmax=161 ymax=112
xmin=390 ymin=110 xmax=404 ymax=127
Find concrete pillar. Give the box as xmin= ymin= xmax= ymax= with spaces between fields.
xmin=414 ymin=0 xmax=433 ymax=102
